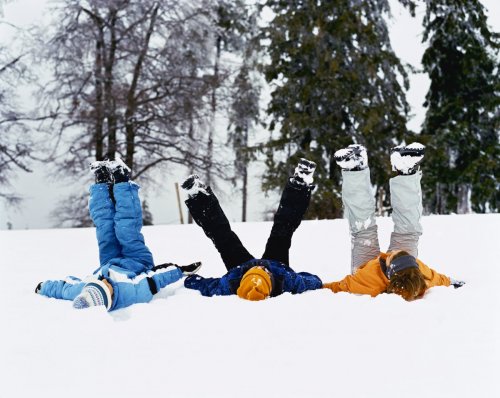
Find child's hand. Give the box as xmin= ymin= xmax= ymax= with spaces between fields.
xmin=450 ymin=278 xmax=465 ymax=289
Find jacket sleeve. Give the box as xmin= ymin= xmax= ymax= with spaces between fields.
xmin=184 ymin=274 xmax=230 ymax=297
xmin=417 ymin=260 xmax=451 ymax=288
xmin=108 ymin=278 xmax=152 ymax=310
xmin=150 ymin=265 xmax=183 ymax=291
xmin=107 ymin=266 xmax=184 ymax=311
xmin=287 ymin=272 xmax=323 ymax=294
xmin=324 ymin=263 xmax=388 ymax=297
xmin=39 ymin=276 xmax=86 ymax=301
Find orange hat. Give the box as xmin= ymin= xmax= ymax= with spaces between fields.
xmin=237 ymin=266 xmax=272 ymax=301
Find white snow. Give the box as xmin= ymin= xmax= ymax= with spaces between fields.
xmin=334 ymin=146 xmax=368 ymax=170
xmin=405 ymin=142 xmax=425 ymax=150
xmin=1 ymin=214 xmax=499 ymax=397
xmin=390 ymin=151 xmax=424 ymax=174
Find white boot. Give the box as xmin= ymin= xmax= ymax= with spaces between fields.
xmin=390 ymin=143 xmax=425 ymax=175
xmin=334 ymin=144 xmax=368 ymax=171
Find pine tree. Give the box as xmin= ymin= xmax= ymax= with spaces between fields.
xmin=227 ymin=2 xmax=261 ymax=222
xmin=205 ymin=0 xmax=256 ymax=190
xmin=421 ymin=0 xmax=500 ymax=214
xmin=260 ymin=0 xmax=412 ymax=218
xmin=228 ymin=64 xmax=261 ymax=221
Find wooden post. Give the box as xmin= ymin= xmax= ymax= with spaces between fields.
xmin=175 ymin=182 xmax=184 ymax=224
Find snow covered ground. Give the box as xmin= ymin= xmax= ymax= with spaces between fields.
xmin=1 ymin=213 xmax=499 ymax=398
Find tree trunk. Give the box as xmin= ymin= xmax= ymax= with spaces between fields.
xmin=457 ymin=183 xmax=471 ymax=214
xmin=94 ymin=29 xmax=105 ymax=160
xmin=206 ymin=35 xmax=221 ymax=187
xmin=377 ymin=186 xmax=385 ymax=216
xmin=125 ymin=4 xmax=159 ymax=173
xmin=104 ymin=9 xmax=118 ymax=159
xmin=241 ymin=128 xmax=249 ymax=222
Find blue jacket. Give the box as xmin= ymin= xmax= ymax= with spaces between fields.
xmin=184 ymin=258 xmax=322 ymax=297
xmin=39 ymin=182 xmax=183 ymax=311
xmin=40 ymin=265 xmax=183 ymax=311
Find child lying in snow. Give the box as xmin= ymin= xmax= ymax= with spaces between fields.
xmin=35 ymin=158 xmax=200 ymax=311
xmin=323 ymin=143 xmax=465 ymax=301
xmin=181 ymin=159 xmax=323 ymax=301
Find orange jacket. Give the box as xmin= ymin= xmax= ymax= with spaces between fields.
xmin=324 ymin=253 xmax=450 ymax=297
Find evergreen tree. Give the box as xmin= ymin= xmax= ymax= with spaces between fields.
xmin=228 ymin=63 xmax=261 ymax=221
xmin=204 ymin=0 xmax=257 ymax=189
xmin=260 ymin=0 xmax=412 ymax=218
xmin=227 ymin=2 xmax=261 ymax=222
xmin=421 ymin=0 xmax=499 ymax=214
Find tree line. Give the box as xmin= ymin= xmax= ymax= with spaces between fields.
xmin=1 ymin=0 xmax=498 ymax=226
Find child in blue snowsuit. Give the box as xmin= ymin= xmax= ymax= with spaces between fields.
xmin=181 ymin=159 xmax=323 ymax=301
xmin=36 ymin=159 xmax=200 ymax=311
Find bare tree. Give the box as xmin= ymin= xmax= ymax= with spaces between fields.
xmin=0 ymin=9 xmax=35 ymax=205
xmin=30 ymin=0 xmax=231 ymax=226
xmin=36 ymin=0 xmax=218 ymax=178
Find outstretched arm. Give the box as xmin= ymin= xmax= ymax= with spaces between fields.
xmin=417 ymin=260 xmax=452 ymax=288
xmin=38 ymin=276 xmax=86 ymax=301
xmin=106 ymin=265 xmax=184 ymax=310
xmin=184 ymin=274 xmax=231 ymax=297
xmin=287 ymin=272 xmax=323 ymax=294
xmin=323 ymin=263 xmax=388 ymax=297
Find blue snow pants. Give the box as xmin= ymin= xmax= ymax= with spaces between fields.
xmin=39 ymin=182 xmax=183 ymax=311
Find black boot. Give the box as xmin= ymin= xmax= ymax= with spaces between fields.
xmin=90 ymin=161 xmax=113 ymax=184
xmin=290 ymin=158 xmax=317 ymax=187
xmin=181 ymin=174 xmax=208 ymax=197
xmin=109 ymin=158 xmax=131 ymax=183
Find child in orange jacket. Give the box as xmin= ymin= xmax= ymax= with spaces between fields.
xmin=323 ymin=143 xmax=464 ymax=301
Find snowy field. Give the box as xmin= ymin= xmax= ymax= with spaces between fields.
xmin=1 ymin=213 xmax=499 ymax=398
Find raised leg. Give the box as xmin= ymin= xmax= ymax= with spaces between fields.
xmin=261 ymin=181 xmax=312 ymax=265
xmin=89 ymin=183 xmax=122 ymax=266
xmin=387 ymin=171 xmax=423 ymax=257
xmin=113 ymin=182 xmax=154 ymax=271
xmin=341 ymin=168 xmax=380 ymax=274
xmin=185 ymin=186 xmax=253 ymax=271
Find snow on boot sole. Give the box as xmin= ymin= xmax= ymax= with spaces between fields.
xmin=334 ymin=144 xmax=368 ymax=171
xmin=292 ymin=158 xmax=316 ymax=186
xmin=108 ymin=157 xmax=131 ymax=183
xmin=181 ymin=175 xmax=208 ymax=197
xmin=391 ymin=143 xmax=425 ymax=175
xmin=90 ymin=160 xmax=113 ymax=184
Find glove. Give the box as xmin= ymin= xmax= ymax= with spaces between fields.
xmin=179 ymin=262 xmax=202 ymax=275
xmin=450 ymin=278 xmax=465 ymax=289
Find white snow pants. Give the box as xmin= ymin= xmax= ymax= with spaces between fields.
xmin=341 ymin=168 xmax=423 ymax=274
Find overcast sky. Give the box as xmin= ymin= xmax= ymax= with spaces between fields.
xmin=1 ymin=0 xmax=499 ymax=230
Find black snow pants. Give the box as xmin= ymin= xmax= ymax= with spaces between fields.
xmin=185 ymin=180 xmax=313 ymax=271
